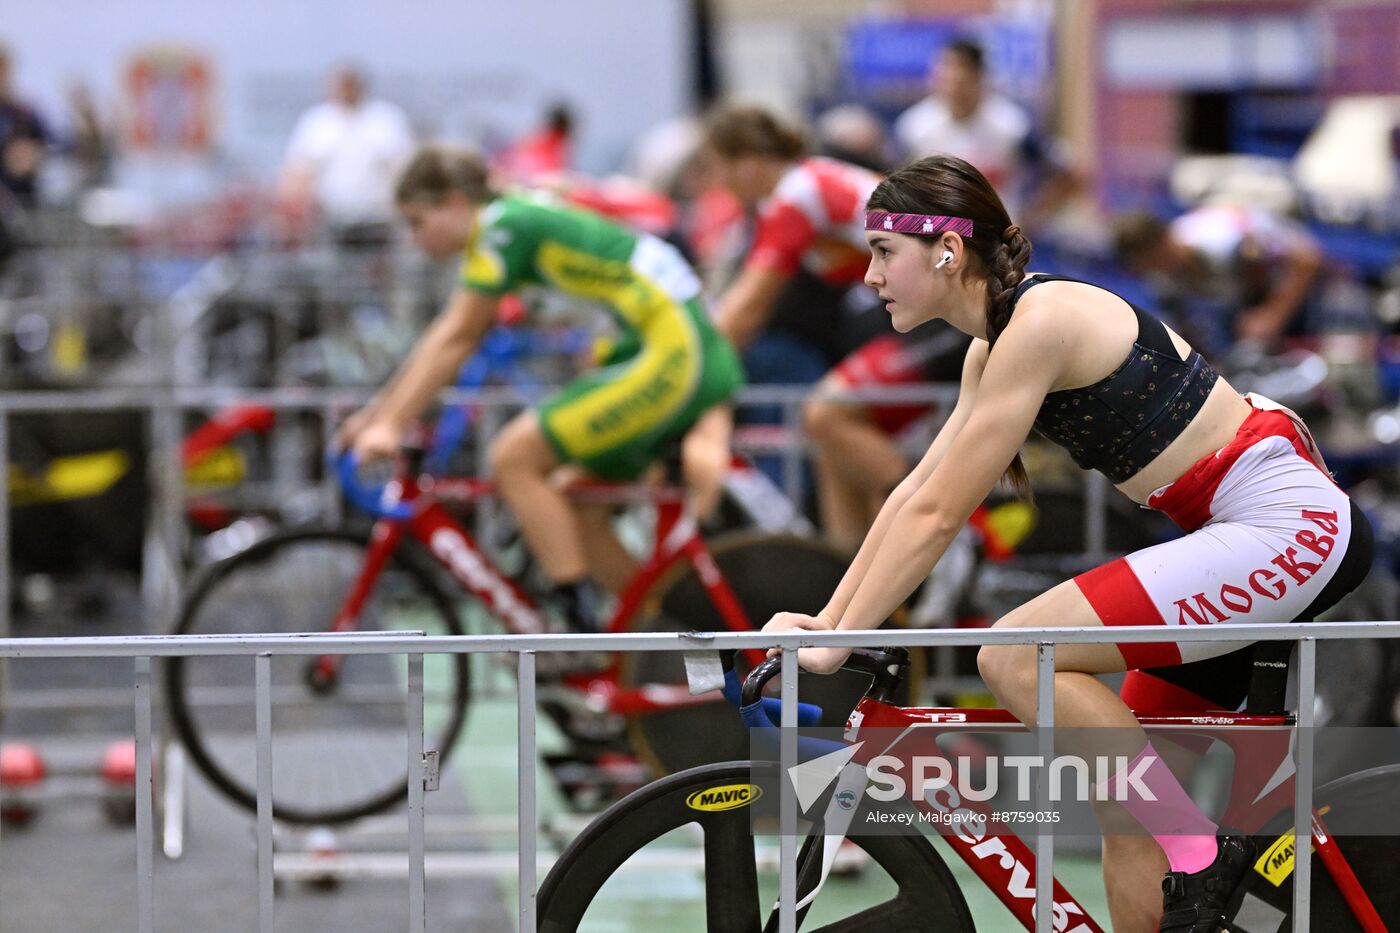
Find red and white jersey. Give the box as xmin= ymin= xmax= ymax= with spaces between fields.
xmin=746 ymin=157 xmax=882 ymax=287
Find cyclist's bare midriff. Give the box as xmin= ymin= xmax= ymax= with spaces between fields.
xmin=1115 ymin=375 xmax=1252 ymax=505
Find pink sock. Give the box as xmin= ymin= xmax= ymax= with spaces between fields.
xmin=1104 ymin=742 xmax=1219 ymax=874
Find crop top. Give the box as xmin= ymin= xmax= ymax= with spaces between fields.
xmin=1021 ymin=275 xmax=1220 ymax=483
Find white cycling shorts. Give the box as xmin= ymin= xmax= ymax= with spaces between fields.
xmin=1074 ymin=397 xmax=1357 ymax=669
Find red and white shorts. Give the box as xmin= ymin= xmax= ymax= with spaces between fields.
xmin=1075 ymin=398 xmax=1358 ymax=671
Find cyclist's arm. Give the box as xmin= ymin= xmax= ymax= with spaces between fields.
xmin=365 ymin=288 xmax=500 ymax=431
xmin=714 ymin=265 xmax=790 ymax=350
xmin=830 ymin=323 xmax=1056 ymax=636
xmin=1236 ymin=235 xmax=1322 ymax=342
xmin=817 ymin=339 xmax=989 ymax=624
xmin=718 ymin=193 xmax=814 ymax=351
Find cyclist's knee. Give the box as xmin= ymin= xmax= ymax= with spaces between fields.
xmin=487 ymin=432 xmax=521 ymax=478
xmin=802 ymin=393 xmax=856 ymax=442
xmin=976 ymin=642 xmax=1034 ymax=697
xmin=488 ymin=418 xmax=553 ymax=480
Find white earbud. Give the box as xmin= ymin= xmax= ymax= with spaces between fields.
xmin=935 ymin=250 xmax=955 ymax=269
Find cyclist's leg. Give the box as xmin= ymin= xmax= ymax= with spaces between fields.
xmin=980 ymin=575 xmax=1246 ymax=933
xmin=1104 ymin=654 xmax=1254 ymax=932
xmin=806 ymin=328 xmax=969 ymax=550
xmin=804 ymin=345 xmax=915 ymax=550
xmin=810 ymin=439 xmax=876 ymax=551
xmin=572 ymin=495 xmax=639 ymax=594
xmin=679 ymin=404 xmax=732 ymax=522
xmin=489 ymin=411 xmax=582 ymax=582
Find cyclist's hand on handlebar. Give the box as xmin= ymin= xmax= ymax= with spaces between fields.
xmin=350 ymin=420 xmax=403 ymax=467
xmin=333 ymin=405 xmax=376 ymax=452
xmin=762 ymin=611 xmax=851 ymax=675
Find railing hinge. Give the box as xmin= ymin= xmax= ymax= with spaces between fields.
xmin=423 ymin=750 xmax=440 ymax=792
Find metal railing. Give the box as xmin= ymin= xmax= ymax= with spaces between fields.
xmin=1 ymin=620 xmax=1394 ymax=932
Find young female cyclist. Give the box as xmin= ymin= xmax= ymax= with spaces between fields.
xmin=763 ymin=154 xmax=1372 ymax=933
xmin=339 ymin=145 xmax=744 ymax=630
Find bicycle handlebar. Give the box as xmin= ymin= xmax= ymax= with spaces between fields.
xmin=726 ymin=646 xmax=912 ymax=730
xmin=331 ymin=450 xmax=415 ymax=521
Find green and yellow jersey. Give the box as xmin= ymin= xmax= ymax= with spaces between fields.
xmin=460 ymin=194 xmax=743 ymax=479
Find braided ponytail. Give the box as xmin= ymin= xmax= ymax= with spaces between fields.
xmin=985 ymin=224 xmax=1033 ymax=347
xmin=867 ymin=156 xmax=1035 ymax=500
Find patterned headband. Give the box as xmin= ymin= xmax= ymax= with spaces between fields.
xmin=864 ymin=210 xmax=974 ymax=238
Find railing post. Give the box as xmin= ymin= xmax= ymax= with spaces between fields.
xmin=779 ymin=646 xmax=799 ymax=933
xmin=518 ymin=651 xmax=537 ymax=930
xmin=781 ymin=396 xmax=803 ymax=510
xmin=144 ymin=395 xmax=185 ymax=631
xmin=255 ymin=653 xmax=275 ymax=933
xmin=1035 ymin=642 xmax=1055 ymax=933
xmin=134 ymin=656 xmax=156 ymax=933
xmin=320 ymin=399 xmax=344 ymax=525
xmin=1293 ymin=637 xmax=1316 ymax=931
xmin=407 ymin=653 xmax=426 ymax=933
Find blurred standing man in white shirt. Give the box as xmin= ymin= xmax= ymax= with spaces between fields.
xmin=279 ymin=65 xmax=415 ymax=248
xmin=894 ymin=39 xmax=1074 ymax=226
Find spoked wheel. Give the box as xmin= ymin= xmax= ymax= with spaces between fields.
xmin=164 ymin=526 xmax=470 ymax=825
xmin=537 ymin=761 xmax=975 ymax=932
xmin=622 ymin=533 xmax=924 ymax=775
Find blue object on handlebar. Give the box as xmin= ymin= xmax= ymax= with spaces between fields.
xmin=721 ymin=668 xmax=823 ymax=729
xmin=332 ymin=451 xmax=415 ymax=521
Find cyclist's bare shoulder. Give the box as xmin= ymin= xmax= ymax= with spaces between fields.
xmin=1007 ymin=277 xmax=1139 ymax=393
xmin=983 ymin=297 xmax=1076 ymax=394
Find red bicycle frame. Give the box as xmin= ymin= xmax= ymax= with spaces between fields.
xmin=313 ymin=467 xmax=767 ymax=716
xmin=844 ymin=699 xmax=1388 ymax=933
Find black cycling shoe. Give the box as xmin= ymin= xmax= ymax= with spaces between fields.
xmin=1158 ymin=834 xmax=1255 ymax=932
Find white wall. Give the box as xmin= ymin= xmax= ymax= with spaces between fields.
xmin=2 ymin=0 xmax=693 ymax=177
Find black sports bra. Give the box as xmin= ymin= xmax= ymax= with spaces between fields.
xmin=1019 ymin=275 xmax=1219 ymax=483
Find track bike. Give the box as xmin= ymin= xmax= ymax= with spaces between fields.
xmin=538 ymin=646 xmax=1400 ymax=932
xmin=162 ymin=339 xmax=919 ymax=824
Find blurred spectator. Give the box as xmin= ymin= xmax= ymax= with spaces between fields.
xmin=496 ymin=101 xmax=575 ymax=182
xmin=815 ymin=103 xmax=891 ymax=173
xmin=893 ymin=38 xmax=1074 ymax=226
xmin=278 ymin=64 xmax=415 ymax=248
xmin=627 ymin=113 xmax=702 ymax=198
xmin=65 ymin=81 xmax=111 ymax=191
xmin=1114 ymin=204 xmax=1324 ymax=349
xmin=0 ymin=43 xmax=51 ymax=209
